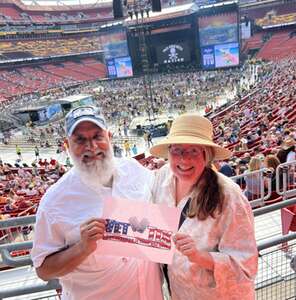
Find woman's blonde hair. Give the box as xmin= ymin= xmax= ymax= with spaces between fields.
xmin=188 ymin=147 xmax=225 ymax=220
xmin=249 ymin=157 xmax=262 ymax=172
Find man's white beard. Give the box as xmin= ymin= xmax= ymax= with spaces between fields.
xmin=69 ymin=148 xmax=116 ymax=190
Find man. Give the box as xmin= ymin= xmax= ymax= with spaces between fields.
xmin=16 ymin=144 xmax=22 ymax=160
xmin=34 ymin=146 xmax=40 ymax=160
xmin=31 ymin=106 xmax=163 ymax=300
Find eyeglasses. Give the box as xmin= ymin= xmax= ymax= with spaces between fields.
xmin=168 ymin=146 xmax=203 ymax=157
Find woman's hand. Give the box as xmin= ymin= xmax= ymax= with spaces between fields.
xmin=174 ymin=233 xmax=198 ymax=263
xmin=174 ymin=233 xmax=214 ymax=271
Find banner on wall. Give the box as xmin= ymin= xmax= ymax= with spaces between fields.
xmin=240 ymin=21 xmax=251 ymax=40
xmin=156 ymin=43 xmax=190 ymax=64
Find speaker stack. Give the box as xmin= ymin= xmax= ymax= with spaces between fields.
xmin=151 ymin=0 xmax=161 ymax=12
xmin=113 ymin=0 xmax=123 ymax=19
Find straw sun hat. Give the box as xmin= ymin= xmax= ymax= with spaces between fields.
xmin=150 ymin=113 xmax=231 ymax=160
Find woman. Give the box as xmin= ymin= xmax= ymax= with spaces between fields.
xmin=244 ymin=157 xmax=264 ymax=201
xmin=277 ymin=138 xmax=295 ymax=163
xmin=263 ymin=154 xmax=282 ymax=194
xmin=276 ymin=138 xmax=295 ymax=187
xmin=150 ymin=113 xmax=258 ymax=300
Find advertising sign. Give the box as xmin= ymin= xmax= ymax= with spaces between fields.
xmin=201 ymin=46 xmax=215 ymax=68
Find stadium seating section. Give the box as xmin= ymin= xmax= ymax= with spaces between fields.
xmin=256 ymin=30 xmax=296 ymax=60
xmin=0 ymin=36 xmax=102 ymax=60
xmin=0 ymin=2 xmax=113 ymax=23
xmin=241 ymin=2 xmax=296 ymax=20
xmin=0 ymin=58 xmax=107 ymax=98
xmin=256 ymin=13 xmax=296 ymax=27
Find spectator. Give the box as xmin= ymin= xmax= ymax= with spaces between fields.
xmin=132 ymin=144 xmax=138 ymax=156
xmin=31 ymin=106 xmax=163 ymax=299
xmin=34 ymin=146 xmax=40 ymax=159
xmin=150 ymin=113 xmax=258 ymax=300
xmin=16 ymin=145 xmax=22 ymax=160
xmin=263 ymin=155 xmax=282 ymax=195
xmin=283 ymin=138 xmax=295 ymax=163
xmin=123 ymin=140 xmax=131 ymax=157
xmin=244 ymin=157 xmax=264 ymax=201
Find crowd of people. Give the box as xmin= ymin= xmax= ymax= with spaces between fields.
xmin=0 ymin=58 xmax=294 ymax=188
xmin=0 ymin=157 xmax=66 ymax=220
xmin=1 ymin=58 xmax=295 ymax=202
xmin=1 ymin=61 xmax=257 ymax=144
xmin=205 ymin=58 xmax=296 ymax=200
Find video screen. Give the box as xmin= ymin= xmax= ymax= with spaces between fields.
xmin=106 ymin=59 xmax=117 ymax=78
xmin=201 ymin=42 xmax=239 ymax=69
xmin=198 ymin=12 xmax=238 ymax=47
xmin=156 ymin=42 xmax=190 ymax=64
xmin=201 ymin=46 xmax=215 ymax=69
xmin=214 ymin=43 xmax=239 ymax=67
xmin=114 ymin=56 xmax=133 ymax=78
xmin=106 ymin=56 xmax=133 ymax=78
xmin=46 ymin=103 xmax=62 ymax=120
xmin=100 ymin=29 xmax=130 ymax=59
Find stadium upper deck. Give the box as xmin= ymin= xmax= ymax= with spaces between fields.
xmin=0 ymin=0 xmax=294 ymax=26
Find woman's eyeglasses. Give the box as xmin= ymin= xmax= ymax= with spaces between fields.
xmin=168 ymin=146 xmax=203 ymax=157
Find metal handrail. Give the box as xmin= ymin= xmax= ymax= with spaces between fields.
xmin=231 ymin=168 xmax=272 ymax=207
xmin=257 ymin=232 xmax=296 ymax=251
xmin=0 ymin=215 xmax=36 ymax=230
xmin=276 ymin=160 xmax=296 ymax=199
xmin=0 ymin=279 xmax=61 ymax=300
xmin=253 ymin=197 xmax=296 ymax=217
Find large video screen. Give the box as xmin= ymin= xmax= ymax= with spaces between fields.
xmin=106 ymin=56 xmax=133 ymax=78
xmin=201 ymin=42 xmax=239 ymax=69
xmin=156 ymin=42 xmax=190 ymax=64
xmin=100 ymin=29 xmax=130 ymax=59
xmin=214 ymin=43 xmax=239 ymax=67
xmin=198 ymin=12 xmax=238 ymax=47
xmin=198 ymin=11 xmax=239 ymax=69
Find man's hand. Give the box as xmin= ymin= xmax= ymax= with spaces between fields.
xmin=174 ymin=233 xmax=198 ymax=263
xmin=78 ymin=218 xmax=106 ymax=255
xmin=36 ymin=218 xmax=106 ymax=281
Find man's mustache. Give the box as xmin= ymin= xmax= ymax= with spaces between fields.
xmin=81 ymin=150 xmax=105 ymax=161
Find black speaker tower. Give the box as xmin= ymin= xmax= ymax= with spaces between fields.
xmin=113 ymin=0 xmax=123 ymax=19
xmin=152 ymin=0 xmax=161 ymax=12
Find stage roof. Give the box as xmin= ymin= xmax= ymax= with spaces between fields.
xmin=125 ymin=3 xmax=196 ymax=25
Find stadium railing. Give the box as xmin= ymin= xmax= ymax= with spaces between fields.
xmin=254 ymin=198 xmax=296 ymax=300
xmin=231 ymin=160 xmax=296 ymax=208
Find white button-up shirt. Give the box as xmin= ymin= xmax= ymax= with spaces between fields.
xmin=31 ymin=158 xmax=163 ymax=300
xmin=151 ymin=164 xmax=258 ymax=300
